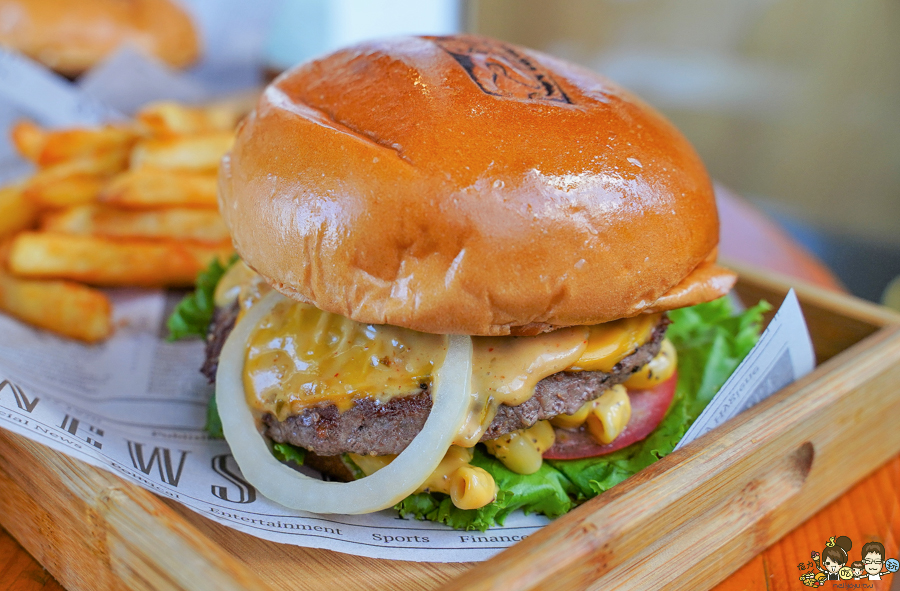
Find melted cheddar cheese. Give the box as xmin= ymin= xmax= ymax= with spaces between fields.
xmin=244 ymin=300 xmax=445 ymax=420
xmin=569 ymin=314 xmax=659 ymax=372
xmin=456 ymin=328 xmax=588 ymax=446
xmin=242 ymin=294 xmax=666 ymax=440
xmin=623 ymin=339 xmax=677 ymax=389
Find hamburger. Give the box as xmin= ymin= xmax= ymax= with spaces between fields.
xmin=171 ymin=35 xmax=761 ymax=528
xmin=0 ymin=0 xmax=199 ymax=77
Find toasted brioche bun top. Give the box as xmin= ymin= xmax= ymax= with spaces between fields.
xmin=220 ymin=35 xmax=735 ymax=336
xmin=0 ymin=0 xmax=199 ymax=76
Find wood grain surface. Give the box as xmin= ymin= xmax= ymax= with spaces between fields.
xmin=0 ymin=428 xmax=271 ymax=591
xmin=0 ymin=527 xmax=64 ymax=591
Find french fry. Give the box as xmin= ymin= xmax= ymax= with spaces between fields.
xmin=136 ymin=101 xmax=241 ymax=136
xmin=100 ymin=167 xmax=218 ymax=209
xmin=41 ymin=205 xmax=230 ymax=243
xmin=9 ymin=232 xmax=234 ymax=287
xmin=0 ymin=185 xmax=39 ymax=238
xmin=10 ymin=120 xmax=45 ymax=161
xmin=23 ymin=162 xmax=107 ymax=209
xmin=0 ymin=102 xmax=243 ymax=343
xmin=65 ymin=145 xmax=132 ymax=175
xmin=36 ymin=125 xmax=138 ymax=169
xmin=129 ymin=131 xmax=234 ymax=172
xmin=0 ymin=266 xmax=112 ymax=342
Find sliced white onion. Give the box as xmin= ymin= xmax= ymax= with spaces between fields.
xmin=216 ymin=290 xmax=474 ymax=514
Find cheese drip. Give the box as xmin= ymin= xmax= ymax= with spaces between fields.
xmin=243 ymin=297 xmax=661 ymax=437
xmin=569 ymin=314 xmax=659 ymax=372
xmin=624 ymin=339 xmax=677 ymax=389
xmin=244 ymin=301 xmax=445 ymax=419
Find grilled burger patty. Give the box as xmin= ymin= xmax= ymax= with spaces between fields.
xmin=203 ymin=302 xmax=669 ymax=456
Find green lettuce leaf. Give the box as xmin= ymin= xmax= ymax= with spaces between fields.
xmin=166 ymin=254 xmax=237 ymax=341
xmin=167 ymin=255 xmax=237 ymax=439
xmin=667 ymin=297 xmax=772 ymax=419
xmin=206 ymin=393 xmax=224 ymax=439
xmin=399 ymin=295 xmax=769 ymax=528
xmin=273 ymin=442 xmax=307 ymax=466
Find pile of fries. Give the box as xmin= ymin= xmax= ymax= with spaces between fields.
xmin=0 ymin=102 xmax=241 ymax=343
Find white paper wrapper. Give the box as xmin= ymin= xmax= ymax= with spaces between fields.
xmin=0 ymin=49 xmax=816 ymax=563
xmin=676 ymin=289 xmax=815 ymax=448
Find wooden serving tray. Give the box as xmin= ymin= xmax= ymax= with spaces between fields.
xmin=1 ymin=263 xmax=899 ymax=591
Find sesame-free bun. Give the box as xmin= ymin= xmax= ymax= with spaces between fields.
xmin=0 ymin=0 xmax=199 ymax=76
xmin=220 ymin=35 xmax=735 ymax=336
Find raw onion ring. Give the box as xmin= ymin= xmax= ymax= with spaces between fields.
xmin=216 ymin=290 xmax=474 ymax=514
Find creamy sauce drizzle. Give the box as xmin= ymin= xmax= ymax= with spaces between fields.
xmin=215 ymin=260 xmax=257 ymax=308
xmin=455 ymin=329 xmax=588 ymax=446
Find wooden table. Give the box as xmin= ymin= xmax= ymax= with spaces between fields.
xmin=1 ymin=188 xmax=894 ymax=591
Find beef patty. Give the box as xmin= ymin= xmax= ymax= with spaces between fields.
xmin=204 ymin=301 xmax=669 ymax=456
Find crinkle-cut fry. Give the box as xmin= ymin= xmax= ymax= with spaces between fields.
xmin=41 ymin=205 xmax=230 ymax=243
xmin=23 ymin=163 xmax=107 ymax=209
xmin=136 ymin=101 xmax=241 ymax=136
xmin=36 ymin=125 xmax=139 ymax=169
xmin=130 ymin=131 xmax=234 ymax=172
xmin=100 ymin=167 xmax=218 ymax=209
xmin=0 ymin=266 xmax=112 ymax=343
xmin=9 ymin=232 xmax=234 ymax=287
xmin=0 ymin=185 xmax=39 ymax=238
xmin=10 ymin=120 xmax=45 ymax=161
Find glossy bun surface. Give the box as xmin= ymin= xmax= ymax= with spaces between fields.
xmin=221 ymin=35 xmax=731 ymax=335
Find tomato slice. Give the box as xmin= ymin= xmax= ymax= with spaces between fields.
xmin=542 ymin=372 xmax=677 ymax=460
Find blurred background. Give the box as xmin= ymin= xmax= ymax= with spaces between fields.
xmin=1 ymin=0 xmax=898 ymax=305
